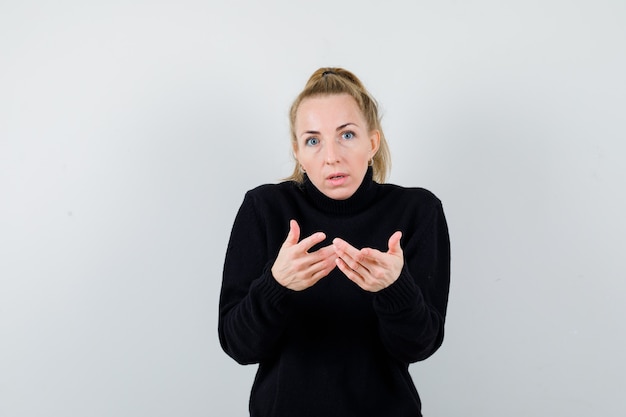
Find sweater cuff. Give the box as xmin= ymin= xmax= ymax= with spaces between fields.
xmin=253 ymin=267 xmax=294 ymax=311
xmin=373 ymin=268 xmax=424 ymax=313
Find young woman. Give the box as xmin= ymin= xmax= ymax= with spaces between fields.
xmin=219 ymin=68 xmax=451 ymax=417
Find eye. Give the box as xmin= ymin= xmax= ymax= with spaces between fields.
xmin=341 ymin=131 xmax=355 ymax=140
xmin=305 ymin=137 xmax=320 ymax=146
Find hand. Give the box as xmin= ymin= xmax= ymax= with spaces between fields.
xmin=333 ymin=232 xmax=404 ymax=292
xmin=271 ymin=220 xmax=337 ymax=291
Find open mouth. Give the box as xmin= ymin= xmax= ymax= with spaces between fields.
xmin=327 ymin=173 xmax=348 ymax=185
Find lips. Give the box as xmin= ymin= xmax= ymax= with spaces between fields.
xmin=326 ymin=173 xmax=348 ymax=186
xmin=327 ymin=173 xmax=347 ymax=180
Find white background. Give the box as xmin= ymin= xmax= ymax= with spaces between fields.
xmin=1 ymin=1 xmax=625 ymax=416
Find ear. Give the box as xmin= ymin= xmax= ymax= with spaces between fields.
xmin=369 ymin=130 xmax=381 ymax=158
xmin=292 ymin=141 xmax=305 ymax=171
xmin=292 ymin=141 xmax=300 ymax=163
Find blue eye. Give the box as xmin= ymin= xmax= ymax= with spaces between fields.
xmin=305 ymin=137 xmax=320 ymax=146
xmin=341 ymin=131 xmax=355 ymax=140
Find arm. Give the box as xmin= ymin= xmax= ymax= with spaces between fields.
xmin=374 ymin=200 xmax=451 ymax=363
xmin=333 ymin=199 xmax=451 ymax=363
xmin=218 ymin=194 xmax=337 ymax=365
xmin=218 ymin=192 xmax=293 ymax=365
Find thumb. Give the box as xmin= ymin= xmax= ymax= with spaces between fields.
xmin=387 ymin=231 xmax=403 ymax=255
xmin=285 ymin=219 xmax=301 ymax=246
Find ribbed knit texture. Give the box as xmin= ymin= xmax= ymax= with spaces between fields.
xmin=219 ymin=168 xmax=450 ymax=417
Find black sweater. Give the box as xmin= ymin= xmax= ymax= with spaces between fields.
xmin=219 ymin=168 xmax=450 ymax=417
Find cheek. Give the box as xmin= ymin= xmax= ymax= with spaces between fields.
xmin=353 ymin=149 xmax=372 ymax=166
xmin=298 ymin=148 xmax=321 ymax=165
xmin=296 ymin=153 xmax=314 ymax=172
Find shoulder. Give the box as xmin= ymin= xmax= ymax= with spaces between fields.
xmin=377 ymin=184 xmax=449 ymax=248
xmin=239 ymin=181 xmax=305 ymax=214
xmin=377 ymin=183 xmax=442 ymax=208
xmin=244 ymin=181 xmax=302 ymax=201
xmin=374 ymin=183 xmax=446 ymax=231
xmin=230 ymin=181 xmax=303 ymax=229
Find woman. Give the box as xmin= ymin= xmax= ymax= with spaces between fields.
xmin=218 ymin=68 xmax=450 ymax=417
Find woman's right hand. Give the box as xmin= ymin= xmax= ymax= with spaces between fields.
xmin=271 ymin=220 xmax=337 ymax=291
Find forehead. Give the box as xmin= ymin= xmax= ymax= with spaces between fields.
xmin=295 ymin=94 xmax=365 ymax=129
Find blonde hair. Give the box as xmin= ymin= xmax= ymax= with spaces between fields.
xmin=286 ymin=67 xmax=391 ymax=183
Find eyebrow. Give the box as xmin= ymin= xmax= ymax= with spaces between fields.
xmin=300 ymin=123 xmax=358 ymax=137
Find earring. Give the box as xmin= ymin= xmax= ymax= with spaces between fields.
xmin=368 ymin=158 xmax=374 ymax=167
xmin=299 ymin=165 xmax=306 ymax=173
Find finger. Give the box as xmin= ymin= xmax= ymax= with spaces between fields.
xmin=336 ymin=257 xmax=366 ymax=286
xmin=303 ymin=246 xmax=337 ymax=276
xmin=387 ymin=231 xmax=403 ymax=255
xmin=299 ymin=231 xmax=327 ymax=252
xmin=336 ymin=249 xmax=371 ymax=277
xmin=305 ymin=264 xmax=335 ymax=288
xmin=294 ymin=248 xmax=336 ymax=289
xmin=308 ymin=251 xmax=338 ymax=278
xmin=334 ymin=239 xmax=377 ymax=276
xmin=332 ymin=238 xmax=363 ymax=261
xmin=310 ymin=245 xmax=337 ymax=262
xmin=284 ymin=219 xmax=300 ymax=246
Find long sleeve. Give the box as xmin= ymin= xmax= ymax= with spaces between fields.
xmin=373 ymin=198 xmax=451 ymax=363
xmin=218 ymin=176 xmax=451 ymax=417
xmin=218 ymin=192 xmax=294 ymax=365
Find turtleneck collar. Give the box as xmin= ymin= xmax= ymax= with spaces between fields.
xmin=301 ymin=167 xmax=378 ymax=215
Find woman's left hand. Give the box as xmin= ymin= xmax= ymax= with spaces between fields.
xmin=332 ymin=232 xmax=404 ymax=292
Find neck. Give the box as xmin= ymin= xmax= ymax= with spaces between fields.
xmin=302 ymin=167 xmax=377 ymax=215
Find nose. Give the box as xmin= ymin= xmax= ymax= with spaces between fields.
xmin=324 ymin=139 xmax=340 ymax=164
